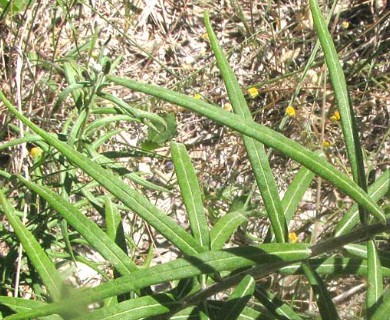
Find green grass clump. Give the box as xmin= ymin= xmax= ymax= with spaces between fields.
xmin=0 ymin=1 xmax=389 ymax=319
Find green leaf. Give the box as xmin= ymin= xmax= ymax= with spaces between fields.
xmin=282 ymin=165 xmax=316 ymax=224
xmin=210 ymin=210 xmax=248 ymax=250
xmin=367 ymin=240 xmax=383 ymax=317
xmin=85 ymin=145 xmax=171 ymax=193
xmin=84 ymin=115 xmax=137 ymax=136
xmin=266 ymin=164 xmax=316 ymax=242
xmin=0 ymin=0 xmax=28 ymax=15
xmin=280 ymin=258 xmax=390 ymax=277
xmin=0 ymin=189 xmax=63 ymax=302
xmin=105 ymin=197 xmax=128 ymax=255
xmin=205 ymin=12 xmax=287 ymax=243
xmin=98 ymin=91 xmax=167 ymax=129
xmin=371 ymin=288 xmax=390 ymax=320
xmin=171 ymin=142 xmax=210 ymax=250
xmin=73 ymin=294 xmax=183 ymax=320
xmin=302 ymin=262 xmax=339 ymax=320
xmin=102 ymin=77 xmax=385 ymax=223
xmin=344 ymin=244 xmax=390 ymax=270
xmin=334 ymin=170 xmax=390 ymax=236
xmin=16 ymin=176 xmax=138 ymax=276
xmin=0 ymin=91 xmax=202 ymax=256
xmin=254 ymin=285 xmax=302 ymax=320
xmin=215 ymin=275 xmax=255 ymax=320
xmin=4 ymin=244 xmax=311 ymax=319
xmin=0 ymin=297 xmax=61 ymax=320
xmin=142 ymin=113 xmax=177 ymax=150
xmin=309 ymin=0 xmax=368 ymax=223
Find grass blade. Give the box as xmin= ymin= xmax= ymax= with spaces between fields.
xmin=100 ymin=79 xmax=385 ymax=223
xmin=0 ymin=189 xmax=63 ymax=302
xmin=215 ymin=275 xmax=255 ymax=320
xmin=205 ymin=12 xmax=287 ymax=243
xmin=0 ymin=92 xmax=202 ymax=256
xmin=171 ymin=142 xmax=210 ymax=250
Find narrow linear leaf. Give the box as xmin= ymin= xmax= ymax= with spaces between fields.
xmin=215 ymin=275 xmax=255 ymax=320
xmin=371 ymin=287 xmax=390 ymax=320
xmin=309 ymin=0 xmax=368 ymax=223
xmin=0 ymin=92 xmax=202 ymax=256
xmin=344 ymin=244 xmax=390 ymax=270
xmin=205 ymin=12 xmax=287 ymax=243
xmin=53 ymin=83 xmax=85 ymax=113
xmin=367 ymin=239 xmax=384 ymax=317
xmin=0 ymin=297 xmax=61 ymax=320
xmin=266 ymin=164 xmax=316 ymax=242
xmin=280 ymin=258 xmax=390 ymax=277
xmin=98 ymin=91 xmax=167 ymax=129
xmin=254 ymin=285 xmax=302 ymax=320
xmin=74 ymin=294 xmax=179 ymax=320
xmin=3 ymin=244 xmax=311 ymax=320
xmin=302 ymin=262 xmax=339 ymax=320
xmin=85 ymin=145 xmax=171 ymax=193
xmin=210 ymin=210 xmax=248 ymax=250
xmin=335 ymin=170 xmax=390 ymax=236
xmin=101 ymin=78 xmax=385 ymax=223
xmin=0 ymin=189 xmax=63 ymax=302
xmin=209 ymin=301 xmax=274 ymax=320
xmin=282 ymin=165 xmax=316 ymax=223
xmin=17 ymin=176 xmax=138 ymax=275
xmin=105 ymin=197 xmax=128 ymax=255
xmin=171 ymin=142 xmax=209 ymax=249
xmin=84 ymin=114 xmax=137 ymax=136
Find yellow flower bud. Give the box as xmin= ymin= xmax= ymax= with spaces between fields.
xmin=223 ymin=103 xmax=233 ymax=112
xmin=289 ymin=232 xmax=298 ymax=243
xmin=247 ymin=87 xmax=259 ymax=99
xmin=341 ymin=21 xmax=349 ymax=29
xmin=322 ymin=140 xmax=331 ymax=149
xmin=330 ymin=111 xmax=340 ymax=121
xmin=285 ymin=106 xmax=296 ymax=117
xmin=30 ymin=147 xmax=43 ymax=159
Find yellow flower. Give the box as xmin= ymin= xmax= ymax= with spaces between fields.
xmin=341 ymin=20 xmax=349 ymax=29
xmin=193 ymin=93 xmax=202 ymax=100
xmin=330 ymin=111 xmax=340 ymax=121
xmin=201 ymin=33 xmax=209 ymax=40
xmin=223 ymin=103 xmax=233 ymax=112
xmin=30 ymin=147 xmax=43 ymax=159
xmin=285 ymin=106 xmax=296 ymax=117
xmin=247 ymin=87 xmax=259 ymax=99
xmin=289 ymin=232 xmax=298 ymax=243
xmin=322 ymin=140 xmax=331 ymax=149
